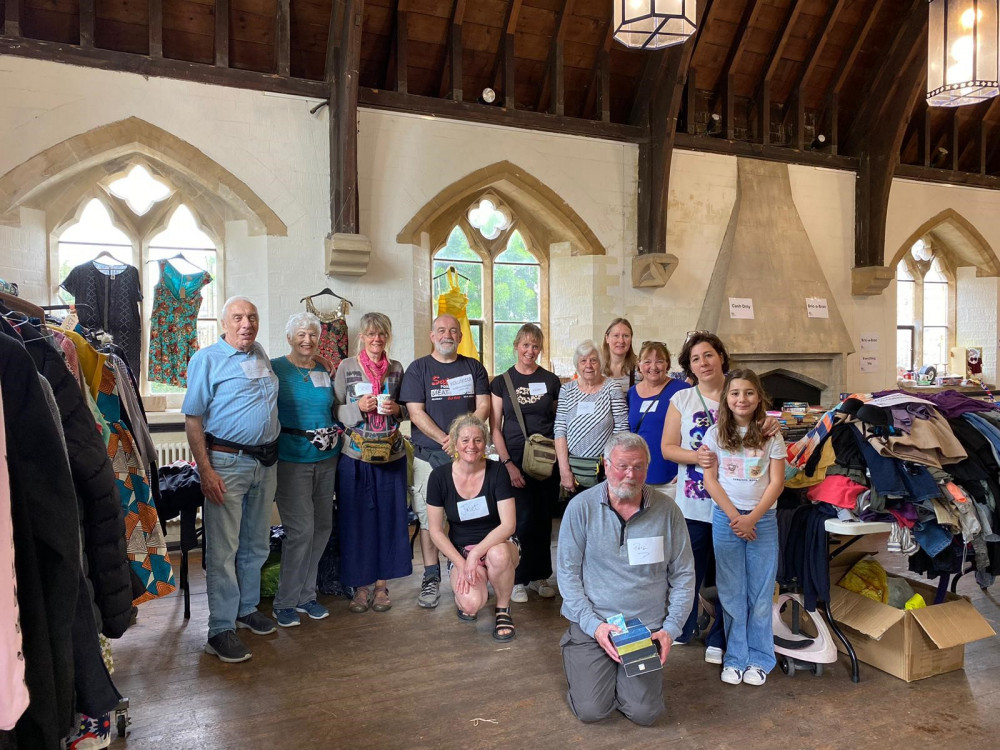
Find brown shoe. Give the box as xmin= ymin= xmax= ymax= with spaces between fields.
xmin=349 ymin=586 xmax=370 ymax=613
xmin=372 ymin=585 xmax=392 ymax=612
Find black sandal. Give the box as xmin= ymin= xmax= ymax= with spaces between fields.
xmin=457 ymin=607 xmax=477 ymax=622
xmin=493 ymin=606 xmax=515 ymax=642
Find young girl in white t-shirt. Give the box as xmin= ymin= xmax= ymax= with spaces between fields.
xmin=703 ymin=369 xmax=786 ymax=687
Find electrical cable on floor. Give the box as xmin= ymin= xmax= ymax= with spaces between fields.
xmin=469 ymin=718 xmax=499 ymax=727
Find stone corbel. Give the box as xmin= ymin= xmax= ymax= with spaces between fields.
xmin=631 ymin=253 xmax=679 ymax=288
xmin=851 ymin=266 xmax=894 ymax=296
xmin=325 ymin=232 xmax=372 ymax=277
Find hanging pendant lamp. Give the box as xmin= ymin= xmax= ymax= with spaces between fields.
xmin=927 ymin=0 xmax=1000 ymax=106
xmin=612 ymin=1 xmax=697 ymax=50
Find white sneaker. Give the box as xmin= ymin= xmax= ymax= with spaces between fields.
xmin=510 ymin=584 xmax=528 ymax=603
xmin=721 ymin=667 xmax=743 ymax=685
xmin=528 ymin=579 xmax=556 ymax=598
xmin=704 ymin=646 xmax=724 ymax=665
xmin=742 ymin=666 xmax=767 ymax=686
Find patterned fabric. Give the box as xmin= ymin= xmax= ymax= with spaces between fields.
xmin=306 ymin=298 xmax=349 ymax=376
xmin=0 ymin=278 xmax=17 ymax=296
xmin=61 ymin=261 xmax=143 ymax=371
xmin=96 ymin=363 xmax=175 ymax=604
xmin=671 ymin=386 xmax=719 ymax=523
xmin=148 ymin=260 xmax=212 ymax=387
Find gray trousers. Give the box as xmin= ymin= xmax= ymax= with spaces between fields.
xmin=273 ymin=455 xmax=338 ymax=610
xmin=560 ymin=622 xmax=664 ymax=726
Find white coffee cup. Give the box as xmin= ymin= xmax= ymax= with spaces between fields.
xmin=376 ymin=394 xmax=392 ymax=415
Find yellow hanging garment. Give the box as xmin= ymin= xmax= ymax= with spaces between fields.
xmin=436 ymin=267 xmax=479 ymax=360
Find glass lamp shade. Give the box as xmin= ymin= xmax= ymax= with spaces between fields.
xmin=927 ymin=0 xmax=1000 ymax=106
xmin=613 ymin=0 xmax=697 ymax=50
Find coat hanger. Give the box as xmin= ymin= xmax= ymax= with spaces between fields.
xmin=432 ymin=265 xmax=471 ymax=283
xmin=146 ymin=252 xmax=206 ymax=273
xmin=299 ymin=287 xmax=354 ymax=306
xmin=91 ymin=250 xmax=127 ymax=266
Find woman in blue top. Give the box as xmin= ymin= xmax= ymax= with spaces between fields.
xmin=270 ymin=312 xmax=341 ymax=627
xmin=627 ymin=341 xmax=690 ymax=495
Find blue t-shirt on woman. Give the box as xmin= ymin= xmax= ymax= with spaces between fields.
xmin=271 ymin=357 xmax=341 ymax=463
xmin=627 ymin=378 xmax=690 ymax=484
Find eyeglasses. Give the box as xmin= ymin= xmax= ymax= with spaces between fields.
xmin=640 ymin=340 xmax=666 ymax=349
xmin=609 ymin=462 xmax=647 ymax=475
xmin=685 ymin=330 xmax=712 ymax=342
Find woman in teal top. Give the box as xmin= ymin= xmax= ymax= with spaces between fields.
xmin=269 ymin=312 xmax=341 ymax=628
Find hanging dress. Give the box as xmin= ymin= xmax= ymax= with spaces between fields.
xmin=61 ymin=260 xmax=143 ymax=371
xmin=436 ymin=267 xmax=479 ymax=360
xmin=306 ymin=297 xmax=350 ymax=377
xmin=148 ymin=260 xmax=212 ymax=387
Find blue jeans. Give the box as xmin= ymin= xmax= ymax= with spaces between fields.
xmin=712 ymin=506 xmax=778 ymax=672
xmin=203 ymin=450 xmax=277 ymax=638
xmin=680 ymin=519 xmax=725 ymax=648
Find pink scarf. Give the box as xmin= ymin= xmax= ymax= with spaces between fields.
xmin=359 ymin=348 xmax=390 ymax=431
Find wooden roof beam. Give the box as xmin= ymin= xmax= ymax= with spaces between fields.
xmin=754 ymin=0 xmax=803 ymax=145
xmin=329 ymin=0 xmax=365 ymax=236
xmin=80 ymin=0 xmax=95 ymax=49
xmin=581 ymin=21 xmax=614 ymax=121
xmin=215 ymin=0 xmax=230 ymax=67
xmin=276 ymin=0 xmax=290 ymax=75
xmin=784 ymin=0 xmax=847 ymax=150
xmin=4 ymin=0 xmax=21 ymax=37
xmin=721 ymin=0 xmax=763 ymax=140
xmin=439 ymin=0 xmax=467 ymax=101
xmin=490 ymin=0 xmax=523 ymax=109
xmin=536 ymin=0 xmax=574 ymax=115
xmin=383 ymin=1 xmax=408 ymax=92
xmin=852 ymin=0 xmax=926 ymax=281
xmin=149 ymin=0 xmax=163 ymax=58
xmin=637 ymin=1 xmax=708 ymax=259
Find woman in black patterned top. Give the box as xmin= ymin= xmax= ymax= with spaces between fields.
xmin=554 ymin=340 xmax=628 ymax=495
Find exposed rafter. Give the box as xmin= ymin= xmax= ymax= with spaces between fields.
xmin=753 ymin=0 xmax=803 ymax=145
xmin=581 ymin=20 xmax=614 ymax=121
xmin=438 ymin=0 xmax=467 ymax=101
xmin=721 ymin=0 xmax=763 ymax=140
xmin=536 ymin=0 xmax=574 ymax=115
xmin=215 ymin=0 xmax=230 ymax=68
xmin=330 ymin=0 xmax=365 ymax=235
xmin=276 ymin=0 xmax=290 ymax=76
xmin=149 ymin=0 xmax=163 ymax=59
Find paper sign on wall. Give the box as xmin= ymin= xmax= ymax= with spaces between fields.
xmin=728 ymin=298 xmax=755 ymax=320
xmin=806 ymin=298 xmax=829 ymax=318
xmin=860 ymin=354 xmax=879 ymax=374
xmin=860 ymin=333 xmax=880 ymax=351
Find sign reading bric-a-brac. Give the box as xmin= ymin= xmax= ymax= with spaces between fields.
xmin=805 ymin=298 xmax=829 ymax=318
xmin=860 ymin=333 xmax=879 ymax=351
xmin=728 ymin=297 xmax=754 ymax=320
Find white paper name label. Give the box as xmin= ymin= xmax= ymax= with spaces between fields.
xmin=310 ymin=371 xmax=331 ymax=388
xmin=448 ymin=374 xmax=474 ymax=396
xmin=576 ymin=401 xmax=596 ymax=416
xmin=627 ymin=536 xmax=665 ymax=566
xmin=241 ymin=360 xmax=269 ymax=380
xmin=528 ymin=382 xmax=547 ymax=397
xmin=457 ymin=495 xmax=489 ymax=522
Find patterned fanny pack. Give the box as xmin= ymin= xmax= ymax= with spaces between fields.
xmin=346 ymin=428 xmax=401 ymax=463
xmin=281 ymin=426 xmax=344 ymax=451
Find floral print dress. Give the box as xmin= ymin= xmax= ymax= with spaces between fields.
xmin=148 ymin=260 xmax=212 ymax=387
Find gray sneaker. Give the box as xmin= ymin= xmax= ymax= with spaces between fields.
xmin=205 ymin=630 xmax=252 ymax=663
xmin=235 ymin=611 xmax=277 ymax=635
xmin=418 ymin=577 xmax=440 ymax=608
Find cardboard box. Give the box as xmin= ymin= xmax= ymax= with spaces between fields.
xmin=828 ymin=552 xmax=995 ymax=682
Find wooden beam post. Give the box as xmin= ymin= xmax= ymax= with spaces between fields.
xmin=721 ymin=0 xmax=763 ymax=140
xmin=922 ymin=106 xmax=932 ymax=166
xmin=215 ymin=0 xmax=230 ymax=67
xmin=490 ymin=0 xmax=522 ymax=108
xmin=79 ymin=0 xmax=95 ymax=49
xmin=276 ymin=0 xmax=291 ymax=76
xmin=439 ymin=0 xmax=466 ymax=101
xmin=149 ymin=0 xmax=163 ymax=58
xmin=4 ymin=0 xmax=21 ymax=37
xmin=637 ymin=1 xmax=708 ymax=256
xmin=952 ymin=109 xmax=961 ymax=171
xmin=329 ymin=0 xmax=365 ymax=236
xmin=754 ymin=0 xmax=802 ymax=145
xmin=580 ymin=21 xmax=612 ymax=119
xmin=853 ymin=1 xmax=926 ymax=274
xmin=396 ymin=5 xmax=408 ymax=93
xmin=537 ymin=0 xmax=573 ymax=114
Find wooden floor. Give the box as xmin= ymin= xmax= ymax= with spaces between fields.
xmin=109 ymin=541 xmax=1000 ymax=750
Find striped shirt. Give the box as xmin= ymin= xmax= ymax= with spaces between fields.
xmin=182 ymin=336 xmax=279 ymax=446
xmin=554 ymin=378 xmax=628 ymax=457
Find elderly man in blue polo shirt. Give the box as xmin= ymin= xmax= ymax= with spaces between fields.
xmin=184 ymin=296 xmax=281 ymax=663
xmin=557 ymin=432 xmax=695 ymax=726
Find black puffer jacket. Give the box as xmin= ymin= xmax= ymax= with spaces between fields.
xmin=21 ymin=322 xmax=133 ymax=638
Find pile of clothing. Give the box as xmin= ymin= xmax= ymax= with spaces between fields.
xmin=786 ymin=390 xmax=1000 ymax=590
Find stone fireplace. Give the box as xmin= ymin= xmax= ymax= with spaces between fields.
xmin=696 ymin=159 xmax=853 ymax=406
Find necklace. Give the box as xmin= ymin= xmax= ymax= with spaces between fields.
xmin=288 ymin=356 xmax=312 ymax=382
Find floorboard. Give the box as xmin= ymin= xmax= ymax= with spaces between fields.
xmin=106 ymin=534 xmax=1000 ymax=749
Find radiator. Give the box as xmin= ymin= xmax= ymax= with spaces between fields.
xmin=155 ymin=441 xmax=193 ymax=466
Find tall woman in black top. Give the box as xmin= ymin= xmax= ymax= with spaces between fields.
xmin=489 ymin=323 xmax=561 ymax=604
xmin=427 ymin=415 xmax=519 ymax=641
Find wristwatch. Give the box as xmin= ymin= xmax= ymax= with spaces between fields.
xmin=501 ymin=458 xmax=512 ymax=466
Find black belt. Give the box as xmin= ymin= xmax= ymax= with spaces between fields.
xmin=206 ymin=434 xmax=279 ymax=466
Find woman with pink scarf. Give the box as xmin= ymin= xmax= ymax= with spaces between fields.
xmin=334 ymin=312 xmax=412 ymax=613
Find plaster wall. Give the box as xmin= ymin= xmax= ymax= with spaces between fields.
xmin=3 ymin=57 xmax=1000 ymax=399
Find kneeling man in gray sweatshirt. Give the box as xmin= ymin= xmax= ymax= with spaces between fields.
xmin=557 ymin=432 xmax=695 ymax=726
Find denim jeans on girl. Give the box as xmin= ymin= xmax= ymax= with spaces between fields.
xmin=712 ymin=506 xmax=778 ymax=673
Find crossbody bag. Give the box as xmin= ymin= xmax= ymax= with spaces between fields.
xmin=502 ymin=372 xmax=557 ymax=480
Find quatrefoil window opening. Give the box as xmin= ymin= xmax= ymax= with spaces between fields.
xmin=467 ymin=197 xmax=512 ymax=241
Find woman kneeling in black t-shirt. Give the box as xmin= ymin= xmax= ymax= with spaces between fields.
xmin=427 ymin=414 xmax=519 ymax=641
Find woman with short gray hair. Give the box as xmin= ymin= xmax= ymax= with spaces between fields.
xmin=554 ymin=339 xmax=628 ymax=498
xmin=270 ymin=311 xmax=341 ymax=627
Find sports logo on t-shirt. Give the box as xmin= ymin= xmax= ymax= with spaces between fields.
xmin=430 ymin=373 xmax=474 ymax=401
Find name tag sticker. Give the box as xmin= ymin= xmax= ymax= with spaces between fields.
xmin=457 ymin=495 xmax=489 ymax=522
xmin=627 ymin=536 xmax=665 ymax=566
xmin=640 ymin=400 xmax=659 ymax=414
xmin=448 ymin=374 xmax=474 ymax=396
xmin=354 ymin=382 xmax=374 ymax=397
xmin=528 ymin=382 xmax=547 ymax=397
xmin=576 ymin=401 xmax=596 ymax=416
xmin=310 ymin=371 xmax=331 ymax=388
xmin=240 ymin=360 xmax=269 ymax=380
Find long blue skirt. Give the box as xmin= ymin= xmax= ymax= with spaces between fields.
xmin=337 ymin=455 xmax=413 ymax=587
